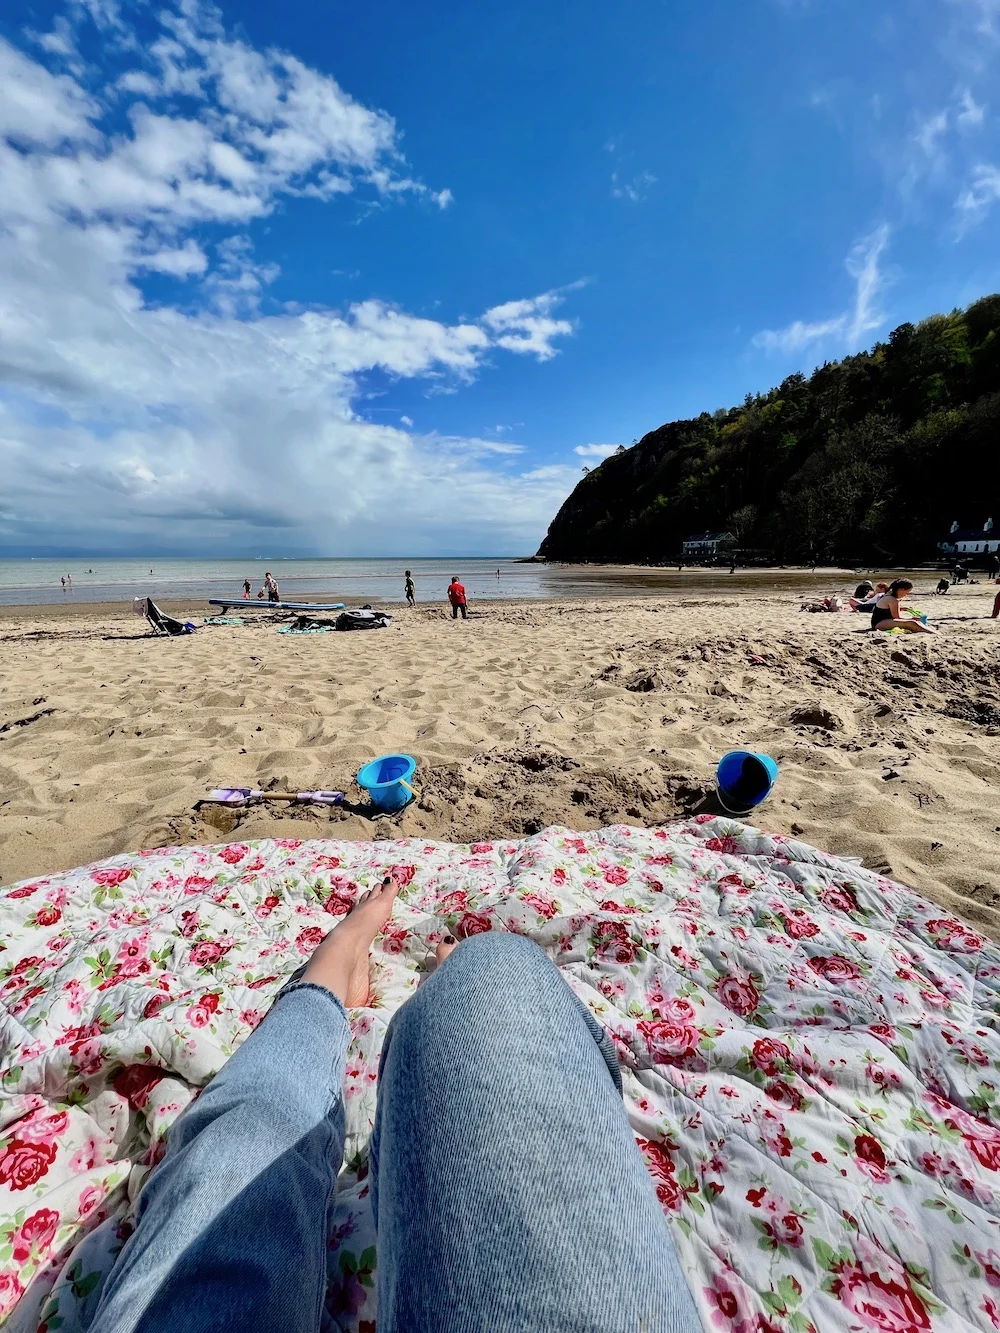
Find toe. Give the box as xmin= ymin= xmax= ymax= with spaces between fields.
xmin=435 ymin=936 xmax=458 ymax=965
xmin=356 ymin=889 xmax=372 ymax=908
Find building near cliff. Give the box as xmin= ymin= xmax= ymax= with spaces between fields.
xmin=938 ymin=518 xmax=999 ymax=556
xmin=682 ymin=532 xmax=734 ymax=557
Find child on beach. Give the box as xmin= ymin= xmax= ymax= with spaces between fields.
xmin=870 ymin=579 xmax=935 ymax=633
xmin=447 ymin=575 xmax=468 ymax=620
xmin=404 ymin=570 xmax=415 ymax=606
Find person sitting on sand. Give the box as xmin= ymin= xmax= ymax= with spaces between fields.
xmin=853 ymin=579 xmax=875 ymax=601
xmin=870 ymin=579 xmax=935 ymax=633
xmin=936 ymin=578 xmax=950 ymax=594
xmin=264 ymin=571 xmax=280 ymax=603
xmin=87 ymin=878 xmax=699 ymax=1333
xmin=404 ymin=569 xmax=415 ymax=607
xmin=448 ymin=575 xmax=468 ymax=620
xmin=850 ymin=580 xmax=889 ymax=611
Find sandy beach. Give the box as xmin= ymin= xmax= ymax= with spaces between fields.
xmin=1 ymin=578 xmax=998 ymax=938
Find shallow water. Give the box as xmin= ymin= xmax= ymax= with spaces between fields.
xmin=0 ymin=556 xmax=896 ymax=607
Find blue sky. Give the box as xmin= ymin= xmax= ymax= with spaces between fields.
xmin=1 ymin=0 xmax=999 ymax=556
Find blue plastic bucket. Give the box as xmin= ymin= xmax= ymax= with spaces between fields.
xmin=716 ymin=750 xmax=778 ymax=816
xmin=356 ymin=753 xmax=416 ymax=813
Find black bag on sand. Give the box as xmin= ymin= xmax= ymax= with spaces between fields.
xmin=334 ymin=609 xmax=392 ymax=631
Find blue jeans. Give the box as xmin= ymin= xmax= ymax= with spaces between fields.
xmin=91 ymin=934 xmax=700 ymax=1332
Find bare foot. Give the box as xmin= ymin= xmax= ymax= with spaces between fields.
xmin=435 ymin=934 xmax=458 ymax=966
xmin=302 ymin=876 xmax=399 ymax=1007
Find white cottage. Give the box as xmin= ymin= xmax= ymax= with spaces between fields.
xmin=682 ymin=531 xmax=734 ymax=557
xmin=939 ymin=518 xmax=1000 ymax=556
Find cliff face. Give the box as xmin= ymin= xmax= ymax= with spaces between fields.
xmin=538 ymin=295 xmax=1000 ymax=564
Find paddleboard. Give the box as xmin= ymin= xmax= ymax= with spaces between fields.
xmin=209 ymin=599 xmax=346 ymax=613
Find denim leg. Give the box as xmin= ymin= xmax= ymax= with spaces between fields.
xmin=371 ymin=933 xmax=701 ymax=1333
xmin=91 ymin=983 xmax=350 ymax=1333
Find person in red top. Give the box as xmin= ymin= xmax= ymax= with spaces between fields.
xmin=447 ymin=576 xmax=468 ymax=620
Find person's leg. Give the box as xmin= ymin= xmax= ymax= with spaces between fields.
xmin=92 ymin=881 xmax=397 ymax=1333
xmin=992 ymin=590 xmax=1000 ymax=618
xmin=878 ymin=618 xmax=935 ymax=633
xmin=371 ymin=932 xmax=700 ymax=1333
xmin=451 ymin=602 xmax=458 ymax=618
xmin=459 ymin=603 xmax=468 ymax=619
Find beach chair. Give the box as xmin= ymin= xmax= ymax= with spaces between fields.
xmin=133 ymin=597 xmax=195 ymax=637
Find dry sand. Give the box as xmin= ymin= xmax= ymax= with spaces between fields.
xmin=1 ymin=582 xmax=998 ymax=937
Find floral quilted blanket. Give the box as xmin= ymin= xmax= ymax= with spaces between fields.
xmin=1 ymin=817 xmax=999 ymax=1332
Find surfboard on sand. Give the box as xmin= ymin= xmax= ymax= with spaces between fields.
xmin=208 ymin=599 xmax=347 ymax=614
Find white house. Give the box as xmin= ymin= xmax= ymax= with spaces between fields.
xmin=939 ymin=518 xmax=1000 ymax=556
xmin=682 ymin=531 xmax=734 ymax=556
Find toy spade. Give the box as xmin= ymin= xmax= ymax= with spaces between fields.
xmin=206 ymin=788 xmax=344 ymax=807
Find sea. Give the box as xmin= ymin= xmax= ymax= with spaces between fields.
xmin=0 ymin=557 xmax=866 ymax=608
xmin=0 ymin=556 xmax=671 ymax=608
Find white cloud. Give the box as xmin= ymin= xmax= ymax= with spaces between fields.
xmin=34 ymin=17 xmax=81 ymax=65
xmin=573 ymin=443 xmax=620 ymax=460
xmin=956 ymin=162 xmax=1000 ymax=224
xmin=610 ymin=169 xmax=657 ymax=202
xmin=0 ymin=3 xmax=579 ymax=556
xmin=0 ymin=38 xmax=98 ymax=147
xmin=752 ymin=225 xmax=890 ymax=355
xmin=951 ymin=0 xmax=1000 ymax=37
xmin=957 ymin=88 xmax=986 ymax=127
xmin=914 ymin=108 xmax=950 ymax=164
xmin=400 ymin=414 xmax=413 ymax=427
xmin=139 ymin=239 xmax=209 ymax=277
xmin=520 ymin=464 xmax=579 ymax=483
xmin=481 ymin=290 xmax=575 ymax=361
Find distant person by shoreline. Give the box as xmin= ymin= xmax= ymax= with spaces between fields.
xmin=243 ymin=578 xmax=252 ymax=600
xmin=404 ymin=569 xmax=415 ymax=606
xmin=264 ymin=572 xmax=279 ymax=603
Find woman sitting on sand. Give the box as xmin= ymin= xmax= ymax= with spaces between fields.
xmin=850 ymin=580 xmax=889 ymax=611
xmin=870 ymin=579 xmax=935 ymax=633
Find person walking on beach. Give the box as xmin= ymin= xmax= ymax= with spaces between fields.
xmin=264 ymin=572 xmax=280 ymax=603
xmin=404 ymin=570 xmax=415 ymax=606
xmin=243 ymin=578 xmax=252 ymax=600
xmin=447 ymin=575 xmax=468 ymax=620
xmin=88 ymin=879 xmax=699 ymax=1333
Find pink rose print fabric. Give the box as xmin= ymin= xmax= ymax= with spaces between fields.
xmin=1 ymin=818 xmax=999 ymax=1331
